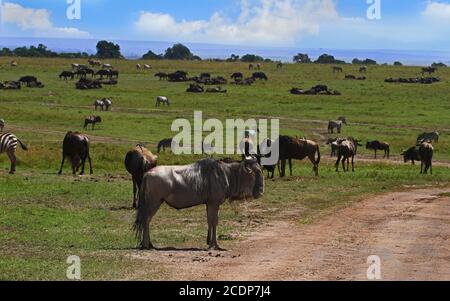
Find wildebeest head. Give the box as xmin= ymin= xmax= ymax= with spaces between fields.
xmin=401 ymin=146 xmax=420 ymax=163
xmin=338 ymin=117 xmax=348 ymax=125
xmin=239 ymin=156 xmax=265 ymax=200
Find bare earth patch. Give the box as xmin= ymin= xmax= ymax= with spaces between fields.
xmin=128 ymin=187 xmax=450 ymax=280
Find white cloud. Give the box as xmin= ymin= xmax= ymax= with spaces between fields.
xmin=422 ymin=1 xmax=450 ymax=22
xmin=135 ymin=0 xmax=345 ymax=46
xmin=1 ymin=2 xmax=91 ymax=38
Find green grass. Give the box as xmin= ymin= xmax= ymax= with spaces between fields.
xmin=0 ymin=57 xmax=449 ymax=280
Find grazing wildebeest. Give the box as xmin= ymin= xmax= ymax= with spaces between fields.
xmin=94 ymin=100 xmax=105 ymax=111
xmin=83 ymin=68 xmax=95 ymax=77
xmin=75 ymin=69 xmax=87 ymax=79
xmin=422 ymin=67 xmax=437 ymax=76
xmin=0 ymin=119 xmax=4 ymax=132
xmin=401 ymin=146 xmax=421 ymax=165
xmin=345 ymin=74 xmax=356 ymax=80
xmin=144 ymin=64 xmax=152 ymax=70
xmin=96 ymin=69 xmax=110 ymax=79
xmin=88 ymin=59 xmax=102 ymax=67
xmin=252 ymin=72 xmax=268 ymax=80
xmin=84 ymin=116 xmax=102 ymax=130
xmin=200 ymin=73 xmax=211 ymax=79
xmin=109 ymin=70 xmax=119 ymax=79
xmin=136 ymin=64 xmax=142 ymax=70
xmin=157 ymin=138 xmax=173 ymax=153
xmin=328 ymin=117 xmax=347 ymax=134
xmin=231 ymin=72 xmax=243 ymax=81
xmin=72 ymin=63 xmax=80 ymax=70
xmin=58 ymin=132 xmax=93 ymax=175
xmin=155 ymin=96 xmax=170 ymax=107
xmin=335 ymin=137 xmax=362 ymax=172
xmin=276 ymin=62 xmax=283 ymax=69
xmin=366 ymin=140 xmax=390 ymax=159
xmin=125 ymin=144 xmax=158 ymax=208
xmin=19 ymin=76 xmax=38 ymax=87
xmin=154 ymin=72 xmax=168 ymax=80
xmin=134 ymin=157 xmax=264 ymax=250
xmin=0 ymin=132 xmax=28 ymax=174
xmin=186 ymin=83 xmax=204 ymax=93
xmin=332 ymin=66 xmax=343 ymax=73
xmin=417 ymin=131 xmax=439 ymax=144
xmin=59 ymin=71 xmax=75 ymax=80
xmin=419 ymin=142 xmax=434 ymax=174
xmin=278 ymin=136 xmax=321 ymax=177
xmin=359 ymin=66 xmax=368 ymax=73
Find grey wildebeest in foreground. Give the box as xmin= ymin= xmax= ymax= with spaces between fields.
xmin=84 ymin=116 xmax=102 ymax=130
xmin=125 ymin=144 xmax=158 ymax=208
xmin=155 ymin=96 xmax=170 ymax=107
xmin=335 ymin=137 xmax=362 ymax=172
xmin=366 ymin=140 xmax=390 ymax=159
xmin=419 ymin=142 xmax=434 ymax=174
xmin=58 ymin=132 xmax=93 ymax=175
xmin=0 ymin=132 xmax=28 ymax=174
xmin=157 ymin=138 xmax=173 ymax=153
xmin=0 ymin=119 xmax=4 ymax=132
xmin=417 ymin=131 xmax=439 ymax=144
xmin=328 ymin=117 xmax=347 ymax=134
xmin=134 ymin=157 xmax=264 ymax=250
xmin=278 ymin=136 xmax=321 ymax=177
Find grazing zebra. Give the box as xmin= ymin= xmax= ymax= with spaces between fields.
xmin=328 ymin=117 xmax=347 ymax=134
xmin=0 ymin=119 xmax=4 ymax=132
xmin=84 ymin=116 xmax=102 ymax=130
xmin=335 ymin=137 xmax=362 ymax=172
xmin=359 ymin=66 xmax=368 ymax=73
xmin=94 ymin=100 xmax=105 ymax=111
xmin=0 ymin=132 xmax=28 ymax=174
xmin=157 ymin=138 xmax=173 ymax=153
xmin=155 ymin=96 xmax=170 ymax=107
xmin=136 ymin=64 xmax=142 ymax=70
xmin=417 ymin=131 xmax=439 ymax=144
xmin=144 ymin=64 xmax=152 ymax=70
xmin=103 ymin=98 xmax=112 ymax=111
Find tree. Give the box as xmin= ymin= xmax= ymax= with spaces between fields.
xmin=96 ymin=40 xmax=123 ymax=59
xmin=226 ymin=54 xmax=240 ymax=62
xmin=314 ymin=54 xmax=346 ymax=64
xmin=353 ymin=58 xmax=377 ymax=65
xmin=293 ymin=53 xmax=311 ymax=63
xmin=164 ymin=43 xmax=195 ymax=60
xmin=142 ymin=50 xmax=163 ymax=60
xmin=240 ymin=54 xmax=264 ymax=62
xmin=393 ymin=61 xmax=403 ymax=66
xmin=432 ymin=62 xmax=447 ymax=68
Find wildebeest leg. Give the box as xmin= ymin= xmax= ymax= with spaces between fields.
xmin=374 ymin=150 xmax=377 ymax=159
xmin=141 ymin=199 xmax=163 ymax=250
xmin=280 ymin=159 xmax=286 ymax=177
xmin=207 ymin=204 xmax=220 ymax=250
xmin=420 ymin=161 xmax=424 ymax=174
xmin=288 ymin=159 xmax=293 ymax=176
xmin=335 ymin=155 xmax=341 ymax=172
xmin=87 ymin=153 xmax=93 ymax=175
xmin=343 ymin=157 xmax=347 ymax=172
xmin=7 ymin=151 xmax=16 ymax=174
xmin=58 ymin=153 xmax=66 ymax=175
xmin=79 ymin=155 xmax=87 ymax=175
xmin=132 ymin=176 xmax=138 ymax=209
xmin=352 ymin=155 xmax=355 ymax=172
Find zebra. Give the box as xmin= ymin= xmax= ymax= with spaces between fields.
xmin=335 ymin=137 xmax=362 ymax=172
xmin=94 ymin=100 xmax=105 ymax=111
xmin=328 ymin=117 xmax=347 ymax=134
xmin=417 ymin=131 xmax=439 ymax=144
xmin=155 ymin=96 xmax=170 ymax=107
xmin=84 ymin=116 xmax=102 ymax=130
xmin=0 ymin=132 xmax=28 ymax=174
xmin=0 ymin=119 xmax=4 ymax=132
xmin=102 ymin=98 xmax=112 ymax=111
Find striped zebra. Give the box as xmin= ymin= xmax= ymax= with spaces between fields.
xmin=0 ymin=132 xmax=28 ymax=174
xmin=0 ymin=119 xmax=4 ymax=132
xmin=328 ymin=117 xmax=347 ymax=134
xmin=417 ymin=131 xmax=439 ymax=144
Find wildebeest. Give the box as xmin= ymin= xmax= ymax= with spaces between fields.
xmin=0 ymin=119 xmax=4 ymax=132
xmin=154 ymin=72 xmax=168 ymax=80
xmin=59 ymin=71 xmax=75 ymax=80
xmin=326 ymin=137 xmax=343 ymax=157
xmin=134 ymin=157 xmax=264 ymax=250
xmin=18 ymin=76 xmax=38 ymax=87
xmin=109 ymin=70 xmax=119 ymax=79
xmin=252 ymin=72 xmax=268 ymax=80
xmin=359 ymin=66 xmax=368 ymax=73
xmin=366 ymin=140 xmax=390 ymax=159
xmin=335 ymin=137 xmax=362 ymax=172
xmin=58 ymin=132 xmax=93 ymax=175
xmin=144 ymin=64 xmax=151 ymax=70
xmin=103 ymin=98 xmax=112 ymax=111
xmin=88 ymin=59 xmax=102 ymax=67
xmin=125 ymin=144 xmax=158 ymax=208
xmin=328 ymin=117 xmax=347 ymax=134
xmin=136 ymin=64 xmax=142 ymax=70
xmin=155 ymin=96 xmax=170 ymax=107
xmin=168 ymin=71 xmax=188 ymax=82
xmin=76 ymin=78 xmax=102 ymax=90
xmin=422 ymin=67 xmax=437 ymax=76
xmin=0 ymin=132 xmax=28 ymax=174
xmin=419 ymin=142 xmax=434 ymax=174
xmin=417 ymin=131 xmax=439 ymax=144
xmin=401 ymin=146 xmax=421 ymax=165
xmin=96 ymin=69 xmax=111 ymax=79
xmin=249 ymin=64 xmax=254 ymax=70
xmin=186 ymin=83 xmax=204 ymax=93
xmin=276 ymin=62 xmax=283 ymax=69
xmin=75 ymin=69 xmax=87 ymax=79
xmin=206 ymin=86 xmax=227 ymax=93
xmin=84 ymin=116 xmax=102 ymax=130
xmin=278 ymin=136 xmax=321 ymax=177
xmin=231 ymin=72 xmax=244 ymax=81
xmin=157 ymin=138 xmax=173 ymax=153
xmin=332 ymin=66 xmax=343 ymax=73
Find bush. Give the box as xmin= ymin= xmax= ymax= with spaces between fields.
xmin=314 ymin=54 xmax=346 ymax=64
xmin=393 ymin=61 xmax=403 ymax=66
xmin=142 ymin=50 xmax=163 ymax=60
xmin=240 ymin=54 xmax=264 ymax=62
xmin=293 ymin=53 xmax=312 ymax=63
xmin=164 ymin=43 xmax=196 ymax=60
xmin=352 ymin=58 xmax=377 ymax=65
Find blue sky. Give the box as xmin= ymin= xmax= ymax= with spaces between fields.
xmin=1 ymin=0 xmax=450 ymax=50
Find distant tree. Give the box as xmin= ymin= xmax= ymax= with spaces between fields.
xmin=164 ymin=43 xmax=195 ymax=60
xmin=314 ymin=54 xmax=346 ymax=64
xmin=96 ymin=40 xmax=123 ymax=59
xmin=393 ymin=61 xmax=403 ymax=66
xmin=0 ymin=44 xmax=90 ymax=58
xmin=432 ymin=62 xmax=447 ymax=68
xmin=0 ymin=47 xmax=14 ymax=56
xmin=142 ymin=50 xmax=163 ymax=60
xmin=226 ymin=54 xmax=240 ymax=62
xmin=293 ymin=53 xmax=312 ymax=63
xmin=240 ymin=54 xmax=264 ymax=62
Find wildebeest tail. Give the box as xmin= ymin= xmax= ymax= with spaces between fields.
xmin=133 ymin=176 xmax=149 ymax=244
xmin=315 ymin=144 xmax=321 ymax=165
xmin=17 ymin=139 xmax=28 ymax=151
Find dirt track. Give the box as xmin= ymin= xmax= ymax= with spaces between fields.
xmin=131 ymin=187 xmax=450 ymax=280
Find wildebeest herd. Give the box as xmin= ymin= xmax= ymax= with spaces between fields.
xmin=0 ymin=60 xmax=445 ymax=250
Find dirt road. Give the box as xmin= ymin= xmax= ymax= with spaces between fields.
xmin=131 ymin=187 xmax=450 ymax=280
